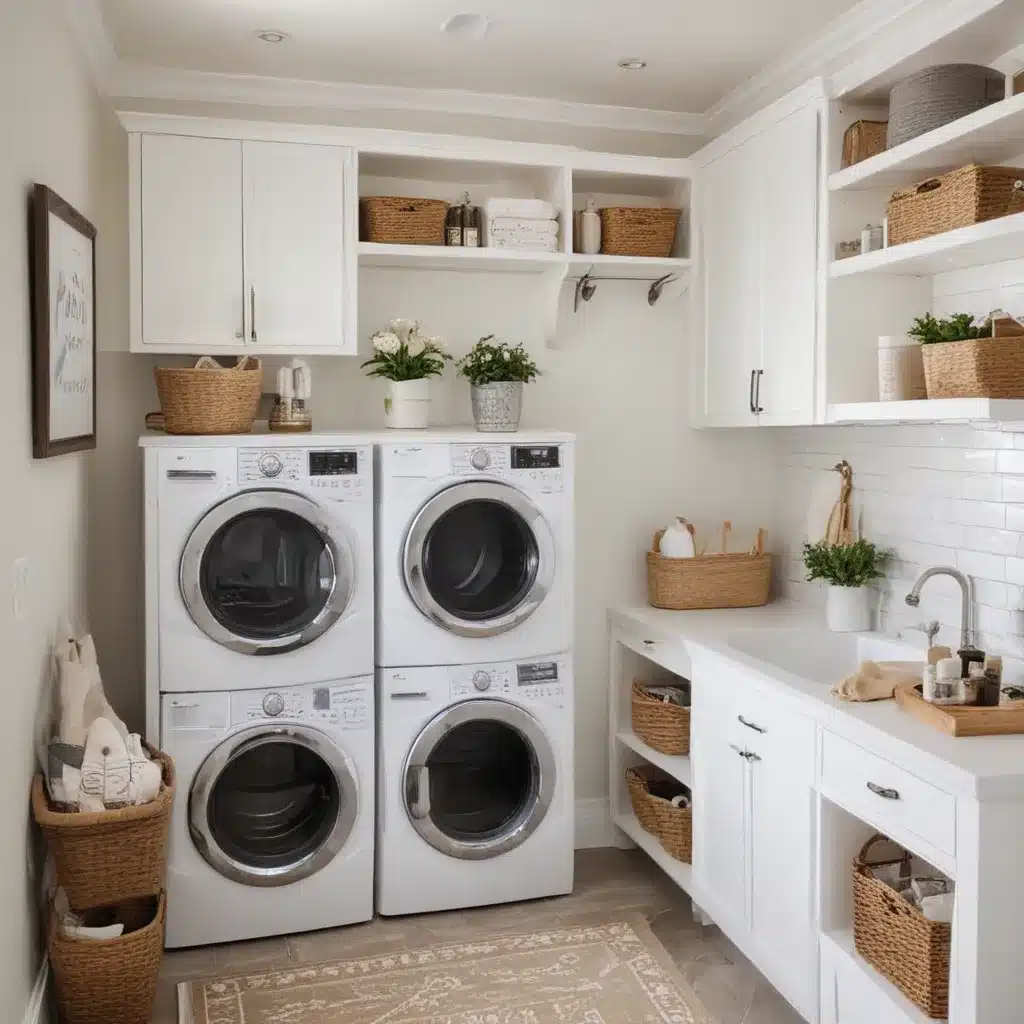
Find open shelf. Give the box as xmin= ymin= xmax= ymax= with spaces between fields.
xmin=829 ymin=93 xmax=1024 ymax=193
xmin=615 ymin=731 xmax=692 ymax=785
xmin=568 ymin=253 xmax=692 ymax=280
xmin=613 ymin=810 xmax=694 ymax=893
xmin=826 ymin=397 xmax=1024 ymax=424
xmin=830 ymin=212 xmax=1024 ymax=277
xmin=358 ymin=242 xmax=565 ymax=273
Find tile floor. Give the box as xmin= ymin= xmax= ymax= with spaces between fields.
xmin=154 ymin=847 xmax=803 ymax=1023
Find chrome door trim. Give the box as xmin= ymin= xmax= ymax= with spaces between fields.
xmin=188 ymin=723 xmax=358 ymax=887
xmin=402 ymin=699 xmax=556 ymax=861
xmin=402 ymin=481 xmax=555 ymax=638
xmin=180 ymin=489 xmax=354 ymax=655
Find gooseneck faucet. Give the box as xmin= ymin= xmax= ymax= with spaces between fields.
xmin=905 ymin=566 xmax=977 ymax=651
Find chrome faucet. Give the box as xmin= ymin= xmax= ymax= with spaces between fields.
xmin=905 ymin=566 xmax=977 ymax=651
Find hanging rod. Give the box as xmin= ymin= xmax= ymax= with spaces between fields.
xmin=570 ymin=271 xmax=677 ymax=312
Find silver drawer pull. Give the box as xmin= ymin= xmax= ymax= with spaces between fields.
xmin=867 ymin=781 xmax=900 ymax=800
xmin=729 ymin=743 xmax=746 ymax=757
xmin=738 ymin=715 xmax=765 ymax=734
xmin=166 ymin=469 xmax=217 ymax=480
xmin=744 ymin=751 xmax=762 ymax=763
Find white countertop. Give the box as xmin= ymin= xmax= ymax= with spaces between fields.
xmin=611 ymin=602 xmax=1024 ymax=799
xmin=139 ymin=427 xmax=576 ymax=447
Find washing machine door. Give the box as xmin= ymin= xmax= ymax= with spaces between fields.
xmin=180 ymin=489 xmax=354 ymax=655
xmin=402 ymin=699 xmax=556 ymax=861
xmin=403 ymin=481 xmax=555 ymax=638
xmin=189 ymin=724 xmax=358 ymax=887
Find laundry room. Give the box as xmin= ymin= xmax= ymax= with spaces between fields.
xmin=9 ymin=1 xmax=1024 ymax=1023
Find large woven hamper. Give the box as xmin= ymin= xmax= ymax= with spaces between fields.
xmin=360 ymin=196 xmax=448 ymax=245
xmin=49 ymin=893 xmax=165 ymax=1024
xmin=625 ymin=764 xmax=692 ymax=863
xmin=853 ymin=835 xmax=951 ymax=1018
xmin=648 ymin=532 xmax=771 ymax=610
xmin=154 ymin=357 xmax=262 ymax=435
xmin=32 ymin=749 xmax=175 ymax=911
xmin=887 ymin=164 xmax=1024 ymax=246
xmin=631 ymin=680 xmax=690 ymax=755
xmin=599 ymin=207 xmax=680 ymax=258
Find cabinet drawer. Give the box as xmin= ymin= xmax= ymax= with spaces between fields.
xmin=820 ymin=731 xmax=956 ymax=858
xmin=729 ymin=684 xmax=815 ymax=769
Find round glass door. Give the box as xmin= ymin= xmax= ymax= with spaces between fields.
xmin=189 ymin=726 xmax=358 ymax=886
xmin=404 ymin=700 xmax=556 ymax=860
xmin=404 ymin=482 xmax=555 ymax=638
xmin=180 ymin=491 xmax=354 ymax=654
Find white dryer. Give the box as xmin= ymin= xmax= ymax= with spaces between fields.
xmin=376 ymin=654 xmax=574 ymax=916
xmin=375 ymin=434 xmax=574 ymax=667
xmin=142 ymin=435 xmax=373 ymax=706
xmin=161 ymin=678 xmax=374 ymax=947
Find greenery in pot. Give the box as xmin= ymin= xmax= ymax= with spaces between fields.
xmin=456 ymin=335 xmax=540 ymax=385
xmin=802 ymin=539 xmax=886 ymax=588
xmin=361 ymin=319 xmax=449 ymax=381
xmin=908 ymin=313 xmax=986 ymax=345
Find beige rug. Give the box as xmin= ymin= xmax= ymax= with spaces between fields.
xmin=178 ymin=916 xmax=712 ymax=1023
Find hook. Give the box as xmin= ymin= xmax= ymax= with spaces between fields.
xmin=648 ymin=273 xmax=676 ymax=306
xmin=574 ymin=273 xmax=597 ymax=312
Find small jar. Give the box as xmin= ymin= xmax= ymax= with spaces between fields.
xmin=878 ymin=335 xmax=926 ymax=402
xmin=932 ymin=657 xmax=963 ymax=705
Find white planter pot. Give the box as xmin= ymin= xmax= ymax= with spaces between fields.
xmin=826 ymin=585 xmax=873 ymax=632
xmin=384 ymin=378 xmax=430 ymax=429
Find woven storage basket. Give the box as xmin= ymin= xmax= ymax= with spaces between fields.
xmin=841 ymin=120 xmax=888 ymax=168
xmin=360 ymin=196 xmax=448 ymax=245
xmin=154 ymin=357 xmax=262 ymax=435
xmin=853 ymin=835 xmax=951 ymax=1018
xmin=32 ymin=749 xmax=175 ymax=911
xmin=922 ymin=334 xmax=1024 ymax=399
xmin=49 ymin=893 xmax=165 ymax=1024
xmin=625 ymin=764 xmax=692 ymax=863
xmin=648 ymin=532 xmax=771 ymax=610
xmin=599 ymin=207 xmax=680 ymax=258
xmin=631 ymin=680 xmax=690 ymax=755
xmin=887 ymin=164 xmax=1024 ymax=246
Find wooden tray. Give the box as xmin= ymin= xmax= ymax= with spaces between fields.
xmin=895 ymin=684 xmax=1024 ymax=736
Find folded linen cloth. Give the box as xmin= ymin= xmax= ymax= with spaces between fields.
xmin=485 ymin=198 xmax=556 ymax=221
xmin=489 ymin=236 xmax=560 ymax=252
xmin=832 ymin=660 xmax=922 ymax=702
xmin=488 ymin=218 xmax=559 ymax=238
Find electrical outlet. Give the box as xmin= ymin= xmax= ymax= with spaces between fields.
xmin=12 ymin=556 xmax=30 ymax=621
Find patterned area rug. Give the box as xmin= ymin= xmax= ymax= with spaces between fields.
xmin=178 ymin=917 xmax=712 ymax=1023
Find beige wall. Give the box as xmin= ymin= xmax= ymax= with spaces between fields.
xmin=0 ymin=1 xmax=124 ymax=1020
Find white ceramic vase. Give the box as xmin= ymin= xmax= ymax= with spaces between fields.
xmin=826 ymin=585 xmax=873 ymax=632
xmin=384 ymin=378 xmax=430 ymax=429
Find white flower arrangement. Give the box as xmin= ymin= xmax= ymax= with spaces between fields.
xmin=362 ymin=319 xmax=449 ymax=381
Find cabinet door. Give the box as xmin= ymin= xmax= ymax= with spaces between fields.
xmin=243 ymin=141 xmax=351 ymax=353
xmin=756 ymin=103 xmax=819 ymax=425
xmin=140 ymin=134 xmax=244 ymax=349
xmin=700 ymin=138 xmax=761 ymax=426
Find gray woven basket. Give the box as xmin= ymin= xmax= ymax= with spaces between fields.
xmin=888 ymin=64 xmax=1005 ymax=149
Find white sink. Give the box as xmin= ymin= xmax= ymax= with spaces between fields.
xmin=724 ymin=628 xmax=923 ymax=685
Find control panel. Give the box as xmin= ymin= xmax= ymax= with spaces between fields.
xmin=238 ymin=447 xmax=370 ymax=498
xmin=449 ymin=660 xmax=568 ymax=703
xmin=233 ymin=684 xmax=371 ymax=729
xmin=452 ymin=444 xmax=563 ymax=493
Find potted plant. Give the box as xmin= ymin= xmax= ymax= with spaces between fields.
xmin=456 ymin=336 xmax=540 ymax=432
xmin=802 ymin=538 xmax=886 ymax=633
xmin=362 ymin=319 xmax=448 ymax=428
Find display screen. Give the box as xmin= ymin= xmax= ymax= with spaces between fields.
xmin=517 ymin=662 xmax=559 ymax=685
xmin=313 ymin=688 xmax=331 ymax=711
xmin=309 ymin=451 xmax=357 ymax=476
xmin=512 ymin=446 xmax=560 ymax=469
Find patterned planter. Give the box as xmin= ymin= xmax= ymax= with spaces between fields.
xmin=470 ymin=382 xmax=523 ymax=432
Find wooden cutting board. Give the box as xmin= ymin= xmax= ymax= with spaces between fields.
xmin=895 ymin=684 xmax=1024 ymax=736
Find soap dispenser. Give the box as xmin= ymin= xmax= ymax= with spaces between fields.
xmin=580 ymin=198 xmax=601 ymax=255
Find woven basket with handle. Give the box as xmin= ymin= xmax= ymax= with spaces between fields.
xmin=154 ymin=356 xmax=262 ymax=435
xmin=599 ymin=207 xmax=680 ymax=258
xmin=631 ymin=680 xmax=690 ymax=755
xmin=360 ymin=196 xmax=448 ymax=245
xmin=921 ymin=316 xmax=1024 ymax=399
xmin=853 ymin=835 xmax=951 ymax=1018
xmin=625 ymin=764 xmax=692 ymax=863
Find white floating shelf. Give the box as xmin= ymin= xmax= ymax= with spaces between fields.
xmin=568 ymin=253 xmax=693 ymax=280
xmin=826 ymin=397 xmax=1024 ymax=425
xmin=829 ymin=93 xmax=1024 ymax=193
xmin=616 ymin=730 xmax=692 ymax=786
xmin=613 ymin=811 xmax=694 ymax=893
xmin=829 ymin=213 xmax=1024 ymax=278
xmin=358 ymin=242 xmax=566 ymax=273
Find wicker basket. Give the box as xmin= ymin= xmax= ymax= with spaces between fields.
xmin=49 ymin=893 xmax=165 ymax=1024
xmin=625 ymin=764 xmax=692 ymax=863
xmin=631 ymin=680 xmax=690 ymax=755
xmin=887 ymin=164 xmax=1024 ymax=246
xmin=853 ymin=835 xmax=951 ymax=1018
xmin=922 ymin=333 xmax=1024 ymax=399
xmin=647 ymin=532 xmax=771 ymax=610
xmin=841 ymin=121 xmax=888 ymax=168
xmin=32 ymin=749 xmax=175 ymax=911
xmin=154 ymin=357 xmax=262 ymax=435
xmin=599 ymin=207 xmax=680 ymax=258
xmin=360 ymin=196 xmax=448 ymax=245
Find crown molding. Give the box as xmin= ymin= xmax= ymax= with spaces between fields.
xmin=57 ymin=0 xmax=117 ymax=91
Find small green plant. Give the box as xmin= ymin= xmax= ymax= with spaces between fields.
xmin=361 ymin=319 xmax=449 ymax=381
xmin=802 ymin=539 xmax=886 ymax=588
xmin=457 ymin=336 xmax=540 ymax=386
xmin=908 ymin=312 xmax=984 ymax=345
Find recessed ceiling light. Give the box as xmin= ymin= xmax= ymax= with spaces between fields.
xmin=441 ymin=13 xmax=491 ymax=40
xmin=256 ymin=29 xmax=289 ymax=44
xmin=617 ymin=58 xmax=648 ymax=70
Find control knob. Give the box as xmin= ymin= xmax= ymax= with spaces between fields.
xmin=472 ymin=671 xmax=492 ymax=692
xmin=258 ymin=453 xmax=283 ymax=478
xmin=262 ymin=692 xmax=285 ymax=716
xmin=470 ymin=448 xmax=491 ymax=471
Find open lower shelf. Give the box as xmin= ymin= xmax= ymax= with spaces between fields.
xmin=613 ymin=810 xmax=694 ymax=893
xmin=826 ymin=397 xmax=1024 ymax=424
xmin=616 ymin=730 xmax=692 ymax=786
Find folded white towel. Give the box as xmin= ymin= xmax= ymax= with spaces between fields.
xmin=488 ymin=218 xmax=559 ymax=238
xmin=485 ymin=198 xmax=556 ymax=221
xmin=489 ymin=236 xmax=560 ymax=252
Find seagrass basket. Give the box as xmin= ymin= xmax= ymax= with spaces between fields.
xmin=154 ymin=357 xmax=262 ymax=435
xmin=625 ymin=764 xmax=692 ymax=863
xmin=360 ymin=196 xmax=448 ymax=245
xmin=631 ymin=680 xmax=690 ymax=755
xmin=599 ymin=207 xmax=680 ymax=258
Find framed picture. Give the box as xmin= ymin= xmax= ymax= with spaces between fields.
xmin=30 ymin=184 xmax=97 ymax=458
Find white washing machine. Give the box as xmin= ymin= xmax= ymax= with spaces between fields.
xmin=141 ymin=435 xmax=374 ymax=707
xmin=376 ymin=654 xmax=574 ymax=916
xmin=375 ymin=434 xmax=574 ymax=668
xmin=161 ymin=678 xmax=374 ymax=947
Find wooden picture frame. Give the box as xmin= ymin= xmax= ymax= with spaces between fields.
xmin=30 ymin=183 xmax=97 ymax=458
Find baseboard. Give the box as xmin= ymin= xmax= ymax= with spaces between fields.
xmin=22 ymin=958 xmax=49 ymax=1024
xmin=574 ymin=798 xmax=620 ymax=849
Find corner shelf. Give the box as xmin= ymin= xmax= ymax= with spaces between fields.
xmin=615 ymin=730 xmax=692 ymax=786
xmin=613 ymin=810 xmax=694 ymax=893
xmin=826 ymin=398 xmax=1024 ymax=425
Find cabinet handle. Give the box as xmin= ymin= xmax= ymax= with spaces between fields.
xmin=867 ymin=781 xmax=900 ymax=800
xmin=729 ymin=744 xmax=748 ymax=758
xmin=250 ymin=285 xmax=257 ymax=344
xmin=754 ymin=369 xmax=764 ymax=413
xmin=749 ymin=370 xmax=756 ymax=414
xmin=737 ymin=715 xmax=765 ymax=734
xmin=744 ymin=751 xmax=762 ymax=763
xmin=642 ymin=640 xmax=656 ymax=647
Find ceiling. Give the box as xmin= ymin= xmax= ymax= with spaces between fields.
xmin=98 ymin=0 xmax=862 ymax=114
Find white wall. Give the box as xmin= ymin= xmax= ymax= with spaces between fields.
xmin=0 ymin=2 xmax=123 ymax=1020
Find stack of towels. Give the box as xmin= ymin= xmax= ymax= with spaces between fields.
xmin=485 ymin=198 xmax=559 ymax=252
